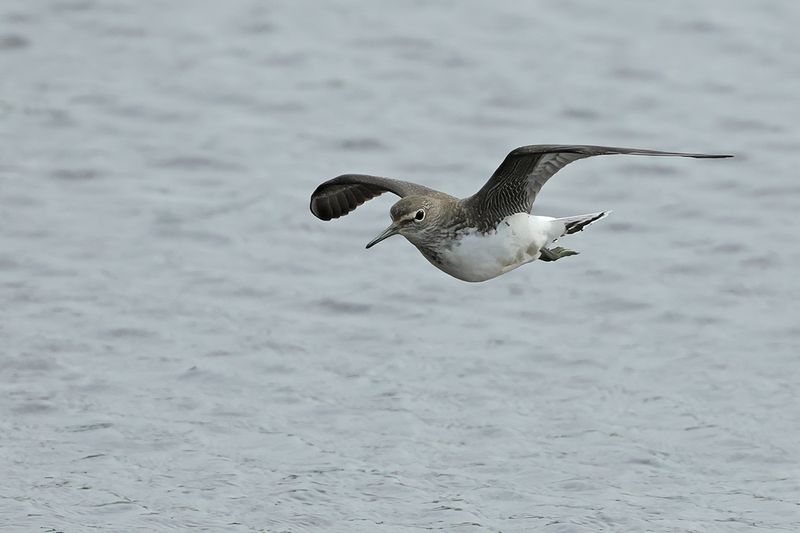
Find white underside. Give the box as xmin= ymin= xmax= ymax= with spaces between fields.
xmin=432 ymin=213 xmax=564 ymax=282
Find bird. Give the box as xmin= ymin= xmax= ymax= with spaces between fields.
xmin=310 ymin=144 xmax=732 ymax=282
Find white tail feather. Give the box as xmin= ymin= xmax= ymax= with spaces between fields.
xmin=553 ymin=210 xmax=611 ymax=238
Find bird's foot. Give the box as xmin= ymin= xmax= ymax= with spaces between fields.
xmin=539 ymin=246 xmax=579 ymax=262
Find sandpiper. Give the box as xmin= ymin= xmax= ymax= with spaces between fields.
xmin=310 ymin=144 xmax=731 ymax=282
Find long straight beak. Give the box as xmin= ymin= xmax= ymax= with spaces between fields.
xmin=365 ymin=223 xmax=400 ymax=249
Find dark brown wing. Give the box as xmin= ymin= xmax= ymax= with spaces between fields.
xmin=310 ymin=174 xmax=442 ymax=221
xmin=466 ymin=144 xmax=733 ymax=224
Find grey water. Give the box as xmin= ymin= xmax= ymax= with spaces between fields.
xmin=1 ymin=1 xmax=799 ymax=531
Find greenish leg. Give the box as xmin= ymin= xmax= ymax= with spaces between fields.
xmin=538 ymin=246 xmax=579 ymax=262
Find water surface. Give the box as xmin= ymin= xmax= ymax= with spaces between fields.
xmin=1 ymin=1 xmax=799 ymax=531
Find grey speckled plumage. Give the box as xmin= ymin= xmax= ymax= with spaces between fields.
xmin=461 ymin=145 xmax=731 ymax=231
xmin=311 ymin=144 xmax=731 ymax=230
xmin=309 ymin=144 xmax=732 ymax=281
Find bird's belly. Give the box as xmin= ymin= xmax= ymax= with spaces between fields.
xmin=431 ymin=213 xmax=552 ymax=282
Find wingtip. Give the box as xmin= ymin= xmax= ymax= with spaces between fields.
xmin=309 ymin=197 xmax=337 ymax=221
xmin=309 ymin=198 xmax=324 ymax=220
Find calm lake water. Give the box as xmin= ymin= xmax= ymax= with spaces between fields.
xmin=1 ymin=1 xmax=799 ymax=531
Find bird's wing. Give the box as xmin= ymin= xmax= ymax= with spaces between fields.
xmin=466 ymin=144 xmax=733 ymax=222
xmin=310 ymin=174 xmax=442 ymax=221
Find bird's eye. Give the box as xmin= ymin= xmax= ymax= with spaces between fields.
xmin=414 ymin=210 xmax=425 ymax=222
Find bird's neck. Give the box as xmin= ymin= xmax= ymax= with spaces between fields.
xmin=407 ymin=202 xmax=470 ymax=254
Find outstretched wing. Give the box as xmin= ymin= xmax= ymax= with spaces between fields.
xmin=466 ymin=144 xmax=732 ymax=225
xmin=310 ymin=174 xmax=441 ymax=220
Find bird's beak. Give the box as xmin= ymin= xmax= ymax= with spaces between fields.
xmin=365 ymin=223 xmax=400 ymax=249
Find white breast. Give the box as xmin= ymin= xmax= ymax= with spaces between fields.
xmin=432 ymin=213 xmax=555 ymax=282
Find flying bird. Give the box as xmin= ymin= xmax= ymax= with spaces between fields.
xmin=310 ymin=144 xmax=731 ymax=282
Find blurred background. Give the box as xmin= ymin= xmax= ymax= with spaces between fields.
xmin=1 ymin=1 xmax=798 ymax=531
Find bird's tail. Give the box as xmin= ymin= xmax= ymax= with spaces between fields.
xmin=553 ymin=210 xmax=611 ymax=237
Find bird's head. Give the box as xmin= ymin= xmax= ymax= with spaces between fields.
xmin=365 ymin=196 xmax=444 ymax=249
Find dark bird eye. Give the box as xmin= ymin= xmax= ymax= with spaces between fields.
xmin=414 ymin=210 xmax=425 ymax=221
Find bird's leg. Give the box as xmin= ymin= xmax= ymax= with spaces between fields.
xmin=538 ymin=246 xmax=579 ymax=262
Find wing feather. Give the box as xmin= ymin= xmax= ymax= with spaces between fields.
xmin=466 ymin=144 xmax=732 ymax=225
xmin=310 ymin=174 xmax=444 ymax=220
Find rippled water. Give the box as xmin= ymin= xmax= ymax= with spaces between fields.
xmin=1 ymin=1 xmax=799 ymax=531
